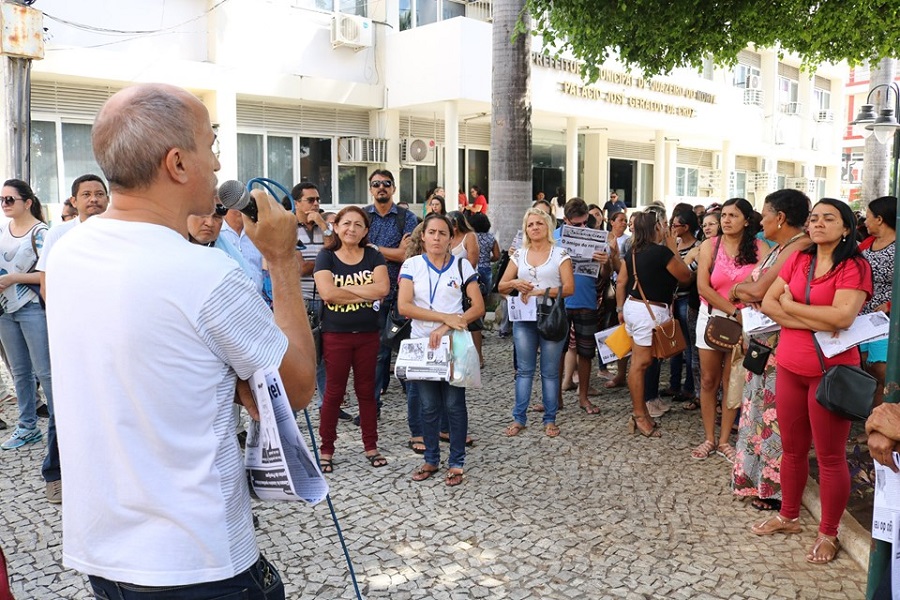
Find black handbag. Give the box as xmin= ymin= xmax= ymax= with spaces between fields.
xmin=537 ymin=287 xmax=569 ymax=342
xmin=805 ymin=256 xmax=876 ymax=421
xmin=491 ymin=250 xmax=510 ymax=294
xmin=458 ymin=259 xmax=485 ymax=331
xmin=742 ymin=339 xmax=772 ymax=375
xmin=382 ymin=300 xmax=411 ymax=351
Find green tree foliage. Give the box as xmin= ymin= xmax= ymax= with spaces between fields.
xmin=528 ymin=0 xmax=900 ymax=80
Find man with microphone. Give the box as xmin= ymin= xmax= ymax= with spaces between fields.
xmin=45 ymin=83 xmax=315 ymax=597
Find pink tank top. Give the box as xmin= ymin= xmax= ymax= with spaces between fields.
xmin=703 ymin=236 xmax=757 ymax=306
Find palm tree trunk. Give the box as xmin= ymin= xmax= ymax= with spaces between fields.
xmin=862 ymin=58 xmax=896 ymax=204
xmin=490 ymin=0 xmax=532 ymax=248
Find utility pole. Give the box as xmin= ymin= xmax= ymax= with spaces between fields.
xmin=0 ymin=1 xmax=44 ymax=180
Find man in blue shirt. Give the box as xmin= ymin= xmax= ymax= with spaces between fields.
xmin=554 ymin=198 xmax=610 ymax=415
xmin=603 ymin=191 xmax=627 ymax=223
xmin=364 ymin=169 xmax=418 ymax=417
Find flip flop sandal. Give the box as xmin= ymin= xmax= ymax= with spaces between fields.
xmin=806 ymin=535 xmax=840 ymax=564
xmin=751 ymin=514 xmax=802 ymax=536
xmin=445 ymin=470 xmax=464 ymax=487
xmin=366 ymin=453 xmax=388 ymax=468
xmin=411 ymin=465 xmax=439 ymax=481
xmin=579 ymin=403 xmax=601 ymax=415
xmin=406 ymin=440 xmax=426 ymax=454
xmin=319 ymin=458 xmax=334 ymax=474
xmin=505 ymin=423 xmax=526 ymax=437
xmin=544 ymin=423 xmax=560 ymax=437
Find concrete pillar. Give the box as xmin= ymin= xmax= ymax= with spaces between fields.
xmin=798 ymin=70 xmax=814 ymax=151
xmin=583 ymin=132 xmax=608 ymax=203
xmin=759 ymin=49 xmax=779 ymax=146
xmin=565 ymin=117 xmax=578 ymax=200
xmin=444 ymin=101 xmax=460 ymax=211
xmin=203 ymin=88 xmax=238 ymax=183
xmin=653 ymin=130 xmax=666 ymax=203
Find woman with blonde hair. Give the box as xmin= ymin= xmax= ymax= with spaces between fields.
xmin=498 ymin=208 xmax=574 ymax=437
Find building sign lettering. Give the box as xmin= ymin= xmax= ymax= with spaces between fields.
xmin=560 ymin=82 xmax=696 ymax=118
xmin=534 ymin=52 xmax=716 ymax=106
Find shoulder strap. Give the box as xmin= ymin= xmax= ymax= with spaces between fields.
xmin=706 ymin=236 xmax=723 ymax=315
xmin=804 ymin=255 xmax=827 ymax=374
xmin=395 ymin=206 xmax=408 ymax=237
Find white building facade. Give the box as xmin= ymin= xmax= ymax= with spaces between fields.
xmin=10 ymin=0 xmax=847 ymax=216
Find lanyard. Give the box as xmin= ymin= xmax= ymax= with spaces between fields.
xmin=427 ymin=256 xmax=449 ymax=309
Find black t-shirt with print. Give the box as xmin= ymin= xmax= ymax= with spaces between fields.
xmin=314 ymin=246 xmax=386 ymax=333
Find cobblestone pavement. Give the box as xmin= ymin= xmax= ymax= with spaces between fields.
xmin=0 ymin=332 xmax=866 ymax=599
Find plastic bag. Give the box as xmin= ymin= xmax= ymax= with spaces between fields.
xmin=450 ymin=330 xmax=482 ymax=389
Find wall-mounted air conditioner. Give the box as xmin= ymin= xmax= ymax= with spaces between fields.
xmin=331 ymin=14 xmax=374 ymax=50
xmin=338 ymin=137 xmax=387 ymax=164
xmin=745 ymin=74 xmax=761 ymax=89
xmin=400 ymin=137 xmax=437 ymax=166
xmin=782 ymin=101 xmax=802 ymax=116
xmin=815 ymin=109 xmax=834 ymax=123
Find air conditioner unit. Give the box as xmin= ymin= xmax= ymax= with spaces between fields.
xmin=745 ymin=74 xmax=761 ymax=89
xmin=697 ymin=168 xmax=715 ymax=190
xmin=331 ymin=14 xmax=374 ymax=50
xmin=400 ymin=137 xmax=437 ymax=166
xmin=816 ymin=109 xmax=834 ymax=123
xmin=338 ymin=137 xmax=388 ymax=164
xmin=743 ymin=88 xmax=764 ymax=107
xmin=782 ymin=101 xmax=802 ymax=116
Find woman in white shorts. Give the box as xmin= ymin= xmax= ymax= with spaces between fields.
xmin=616 ymin=212 xmax=691 ymax=437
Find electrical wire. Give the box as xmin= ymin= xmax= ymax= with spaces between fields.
xmin=43 ymin=0 xmax=232 ymax=36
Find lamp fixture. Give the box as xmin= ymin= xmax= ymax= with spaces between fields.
xmin=850 ymin=84 xmax=900 ymax=144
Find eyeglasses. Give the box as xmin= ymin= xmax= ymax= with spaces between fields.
xmin=1 ymin=196 xmax=22 ymax=207
xmin=370 ymin=181 xmax=393 ymax=189
xmin=568 ymin=218 xmax=588 ymax=227
xmin=301 ymin=196 xmax=321 ymax=203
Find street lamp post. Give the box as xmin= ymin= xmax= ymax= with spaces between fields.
xmin=852 ymin=82 xmax=900 ymax=599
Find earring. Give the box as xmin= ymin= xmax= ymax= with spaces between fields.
xmin=778 ymin=223 xmax=782 ymax=229
xmin=842 ymin=236 xmax=846 ymax=243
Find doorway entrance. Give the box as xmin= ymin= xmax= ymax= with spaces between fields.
xmin=609 ymin=159 xmax=637 ymax=209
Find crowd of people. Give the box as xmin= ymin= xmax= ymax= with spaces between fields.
xmin=1 ymin=83 xmax=896 ymax=595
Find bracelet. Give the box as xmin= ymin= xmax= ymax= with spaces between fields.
xmin=616 ymin=306 xmax=624 ymax=313
xmin=729 ymin=283 xmax=740 ymax=302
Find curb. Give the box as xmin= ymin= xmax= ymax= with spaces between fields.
xmin=802 ymin=475 xmax=871 ymax=571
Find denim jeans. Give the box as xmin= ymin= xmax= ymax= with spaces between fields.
xmin=477 ymin=266 xmax=492 ymax=298
xmin=88 ymin=555 xmax=284 ymax=599
xmin=406 ymin=381 xmax=449 ymax=439
xmin=668 ymin=295 xmax=696 ymax=396
xmin=373 ymin=296 xmax=394 ymax=411
xmin=418 ymin=380 xmax=467 ymax=469
xmin=0 ymin=302 xmax=53 ymax=432
xmin=308 ymin=299 xmax=327 ymax=409
xmin=512 ymin=321 xmax=565 ymax=426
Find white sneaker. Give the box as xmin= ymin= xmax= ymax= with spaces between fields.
xmin=646 ymin=399 xmax=670 ymax=418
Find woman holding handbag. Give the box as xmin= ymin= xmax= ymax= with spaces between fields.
xmin=398 ymin=213 xmax=484 ymax=486
xmin=755 ymin=199 xmax=871 ymax=565
xmin=692 ymin=197 xmax=766 ymax=462
xmin=729 ymin=189 xmax=812 ymax=512
xmin=498 ymin=208 xmax=574 ymax=438
xmin=0 ymin=179 xmax=51 ymax=452
xmin=313 ymin=206 xmax=390 ymax=473
xmin=616 ymin=212 xmax=692 ymax=437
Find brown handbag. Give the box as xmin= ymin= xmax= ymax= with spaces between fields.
xmin=631 ymin=252 xmax=686 ymax=359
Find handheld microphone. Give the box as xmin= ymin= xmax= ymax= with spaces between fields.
xmin=218 ymin=178 xmax=296 ymax=222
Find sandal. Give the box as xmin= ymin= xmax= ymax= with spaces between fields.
xmin=319 ymin=457 xmax=334 ymax=474
xmin=716 ymin=443 xmax=736 ymax=464
xmin=530 ymin=404 xmax=545 ymax=412
xmin=806 ymin=535 xmax=840 ymax=564
xmin=604 ymin=378 xmax=625 ymax=389
xmin=439 ymin=433 xmax=475 ymax=446
xmin=406 ymin=440 xmax=426 ymax=454
xmin=628 ymin=415 xmax=661 ymax=438
xmin=505 ymin=422 xmax=526 ymax=437
xmin=690 ymin=440 xmax=715 ymax=460
xmin=365 ymin=452 xmax=388 ymax=468
xmin=579 ymin=403 xmax=601 ymax=415
xmin=544 ymin=423 xmax=560 ymax=438
xmin=411 ymin=464 xmax=439 ymax=481
xmin=682 ymin=399 xmax=700 ymax=411
xmin=751 ymin=498 xmax=782 ymax=511
xmin=445 ymin=469 xmax=464 ymax=487
xmin=751 ymin=514 xmax=802 ymax=536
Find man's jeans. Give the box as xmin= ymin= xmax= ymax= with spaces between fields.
xmin=418 ymin=380 xmax=467 ymax=470
xmin=668 ymin=296 xmax=696 ymax=396
xmin=512 ymin=321 xmax=565 ymax=426
xmin=373 ymin=296 xmax=394 ymax=411
xmin=308 ymin=298 xmax=327 ymax=408
xmin=88 ymin=555 xmax=284 ymax=599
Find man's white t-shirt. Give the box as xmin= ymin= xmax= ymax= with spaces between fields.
xmin=45 ymin=218 xmax=288 ymax=586
xmin=399 ymin=254 xmax=476 ymax=339
xmin=35 ymin=217 xmax=78 ymax=272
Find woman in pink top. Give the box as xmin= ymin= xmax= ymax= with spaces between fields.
xmin=692 ymin=198 xmax=767 ymax=462
xmin=754 ymin=199 xmax=871 ymax=565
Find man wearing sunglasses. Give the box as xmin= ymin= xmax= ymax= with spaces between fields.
xmin=44 ymin=83 xmax=316 ymax=597
xmin=364 ymin=169 xmax=417 ymax=416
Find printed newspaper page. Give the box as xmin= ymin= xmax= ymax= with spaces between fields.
xmin=741 ymin=307 xmax=780 ymax=336
xmin=814 ymin=311 xmax=890 ymax=358
xmin=394 ymin=336 xmax=451 ymax=381
xmin=244 ymin=367 xmax=328 ymax=504
xmin=873 ymin=452 xmax=900 ymax=542
xmin=558 ymin=225 xmax=608 ymax=278
xmin=508 ymin=294 xmax=537 ymax=322
xmin=595 ymin=325 xmax=631 ymax=363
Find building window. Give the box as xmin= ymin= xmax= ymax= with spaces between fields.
xmin=237 ymin=133 xmax=264 ymax=188
xmin=778 ymin=76 xmax=799 ymax=110
xmin=338 ymin=166 xmax=368 ymax=204
xmin=238 ymin=134 xmax=335 ymax=203
xmin=675 ymin=166 xmax=699 ymax=197
xmin=734 ymin=171 xmax=747 ymax=198
xmin=31 ymin=121 xmax=59 ymax=205
xmin=295 ymin=0 xmax=365 ymax=16
xmin=814 ymin=88 xmax=831 ymax=111
xmin=29 ymin=119 xmax=104 ymax=206
xmin=299 ymin=137 xmax=333 ymax=203
xmin=733 ymin=64 xmax=760 ymax=88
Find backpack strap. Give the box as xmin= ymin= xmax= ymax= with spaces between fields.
xmin=394 ymin=205 xmax=408 ymax=238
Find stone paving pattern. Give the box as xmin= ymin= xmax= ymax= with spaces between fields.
xmin=0 ymin=333 xmax=866 ymax=599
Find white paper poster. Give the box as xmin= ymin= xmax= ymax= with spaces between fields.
xmin=873 ymin=452 xmax=900 ymax=542
xmin=508 ymin=295 xmax=537 ymax=322
xmin=815 ymin=311 xmax=890 ymax=358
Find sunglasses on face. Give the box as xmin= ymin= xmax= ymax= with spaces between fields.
xmin=569 ymin=218 xmax=588 ymax=227
xmin=1 ymin=196 xmax=22 ymax=207
xmin=370 ymin=181 xmax=393 ymax=189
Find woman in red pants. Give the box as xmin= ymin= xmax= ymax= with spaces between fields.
xmin=755 ymin=198 xmax=872 ymax=565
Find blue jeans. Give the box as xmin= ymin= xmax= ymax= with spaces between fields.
xmin=512 ymin=321 xmax=565 ymax=426
xmin=308 ymin=299 xmax=328 ymax=409
xmin=668 ymin=296 xmax=696 ymax=396
xmin=89 ymin=555 xmax=284 ymax=599
xmin=477 ymin=266 xmax=492 ymax=297
xmin=418 ymin=380 xmax=467 ymax=470
xmin=373 ymin=296 xmax=394 ymax=410
xmin=0 ymin=303 xmax=53 ymax=432
xmin=406 ymin=381 xmax=448 ymax=438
